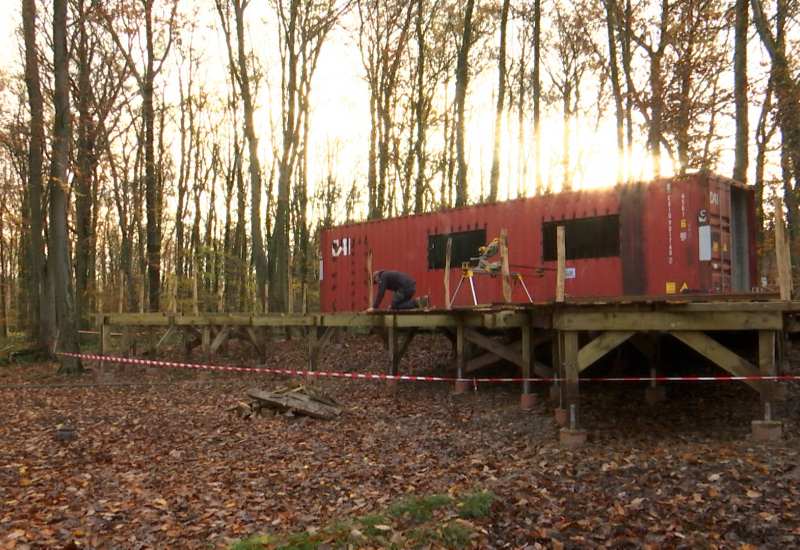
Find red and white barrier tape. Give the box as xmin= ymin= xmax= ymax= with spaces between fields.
xmin=59 ymin=352 xmax=799 ymax=384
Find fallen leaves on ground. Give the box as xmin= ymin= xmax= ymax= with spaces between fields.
xmin=0 ymin=332 xmax=798 ymax=549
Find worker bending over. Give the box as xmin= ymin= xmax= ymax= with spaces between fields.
xmin=366 ymin=270 xmax=429 ymax=312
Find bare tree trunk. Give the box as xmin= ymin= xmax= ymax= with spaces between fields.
xmin=621 ymin=0 xmax=635 ymax=181
xmin=751 ymin=0 xmax=800 ymax=257
xmin=142 ymin=1 xmax=161 ymax=312
xmin=533 ymin=0 xmax=543 ymax=194
xmin=488 ymin=0 xmax=509 ymax=202
xmin=74 ymin=0 xmax=95 ymax=330
xmin=51 ymin=0 xmax=82 ymax=374
xmin=604 ymin=0 xmax=625 ymax=183
xmin=235 ymin=0 xmax=269 ymax=309
xmin=754 ymin=78 xmax=774 ymax=257
xmin=215 ymin=0 xmax=269 ymax=310
xmin=732 ymin=0 xmax=749 ymax=183
xmin=413 ymin=0 xmax=426 ymax=213
xmin=271 ymin=0 xmax=299 ymax=313
xmin=22 ymin=0 xmax=56 ymax=354
xmin=454 ymin=0 xmax=476 ymax=206
xmin=648 ymin=49 xmax=664 ymax=177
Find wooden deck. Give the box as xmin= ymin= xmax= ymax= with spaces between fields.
xmin=94 ymin=293 xmax=799 ymax=442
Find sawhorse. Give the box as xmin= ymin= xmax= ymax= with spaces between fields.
xmin=450 ymin=265 xmax=533 ymax=307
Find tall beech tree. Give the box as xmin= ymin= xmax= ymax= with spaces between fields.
xmin=751 ymin=0 xmax=800 ymax=257
xmin=21 ymin=0 xmax=56 ymax=354
xmin=270 ymin=0 xmax=344 ymax=312
xmin=50 ymin=0 xmax=82 ymax=373
xmin=487 ymin=0 xmax=509 ymax=202
xmin=100 ymin=0 xmax=178 ymax=312
xmin=454 ymin=0 xmax=476 ymax=206
xmin=215 ymin=0 xmax=269 ymax=310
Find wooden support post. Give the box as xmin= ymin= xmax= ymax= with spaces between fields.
xmin=245 ymin=326 xmax=266 ymax=362
xmin=309 ymin=326 xmax=338 ymax=370
xmin=100 ymin=319 xmax=110 ymax=355
xmin=387 ymin=320 xmax=400 ymax=387
xmin=556 ymin=226 xmax=566 ymax=302
xmin=149 ymin=327 xmax=157 ymax=358
xmin=210 ymin=325 xmax=231 ymax=353
xmin=559 ymin=329 xmax=586 ymax=445
xmin=550 ymin=332 xmax=561 ymax=400
xmin=753 ymin=329 xmax=782 ymax=440
xmin=122 ymin=325 xmax=135 ymax=357
xmin=561 ymin=330 xmax=580 ymax=426
xmin=758 ymin=330 xmax=777 ymax=420
xmin=774 ymin=196 xmax=793 ymax=301
xmin=520 ymin=323 xmax=537 ymax=407
xmin=445 ymin=237 xmax=452 ymax=309
xmin=501 ymin=229 xmax=511 ymax=302
xmin=455 ymin=322 xmax=470 ymax=392
xmin=202 ymin=326 xmax=211 ymax=362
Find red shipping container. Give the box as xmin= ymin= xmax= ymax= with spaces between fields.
xmin=319 ymin=173 xmax=757 ymax=312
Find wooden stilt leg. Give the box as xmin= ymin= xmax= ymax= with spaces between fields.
xmin=520 ymin=324 xmax=537 ymax=407
xmin=455 ymin=323 xmax=470 ymax=393
xmin=560 ymin=329 xmax=586 ymax=446
xmin=753 ymin=330 xmax=782 ymax=441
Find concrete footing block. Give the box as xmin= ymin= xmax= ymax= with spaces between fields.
xmin=385 ymin=378 xmax=399 ymax=388
xmin=549 ymin=386 xmax=560 ymax=400
xmin=454 ymin=380 xmax=471 ymax=393
xmin=645 ymin=386 xmax=667 ymax=405
xmin=520 ymin=393 xmax=539 ymax=408
xmin=751 ymin=420 xmax=783 ymax=441
xmin=555 ymin=408 xmax=568 ymax=426
xmin=559 ymin=428 xmax=587 ymax=447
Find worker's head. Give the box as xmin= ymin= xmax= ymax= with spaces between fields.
xmin=372 ymin=270 xmax=382 ymax=284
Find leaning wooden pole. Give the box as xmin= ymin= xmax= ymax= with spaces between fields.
xmin=556 ymin=226 xmax=566 ymax=302
xmin=501 ymin=228 xmax=511 ymax=302
xmin=774 ymin=196 xmax=793 ymax=301
xmin=444 ymin=237 xmax=452 ymax=309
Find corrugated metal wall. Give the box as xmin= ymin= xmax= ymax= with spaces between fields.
xmin=319 ymin=174 xmax=756 ymax=312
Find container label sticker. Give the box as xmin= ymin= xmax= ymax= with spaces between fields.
xmin=564 ymin=268 xmax=576 ymax=279
xmin=331 ymin=238 xmax=353 ymax=257
xmin=666 ymin=282 xmax=676 ymax=293
xmin=699 ymin=225 xmax=712 ymax=260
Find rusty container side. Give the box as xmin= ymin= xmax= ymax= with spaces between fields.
xmin=319 ymin=174 xmax=756 ymax=312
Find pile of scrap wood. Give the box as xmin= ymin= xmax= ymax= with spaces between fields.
xmin=231 ymin=384 xmax=344 ymax=420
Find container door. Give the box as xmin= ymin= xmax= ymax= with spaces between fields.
xmin=701 ymin=180 xmax=732 ymax=293
xmin=730 ymin=186 xmax=752 ymax=292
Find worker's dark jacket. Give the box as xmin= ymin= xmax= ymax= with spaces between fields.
xmin=373 ymin=270 xmax=416 ymax=309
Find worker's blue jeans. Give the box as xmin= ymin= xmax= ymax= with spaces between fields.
xmin=390 ymin=285 xmax=416 ymax=309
